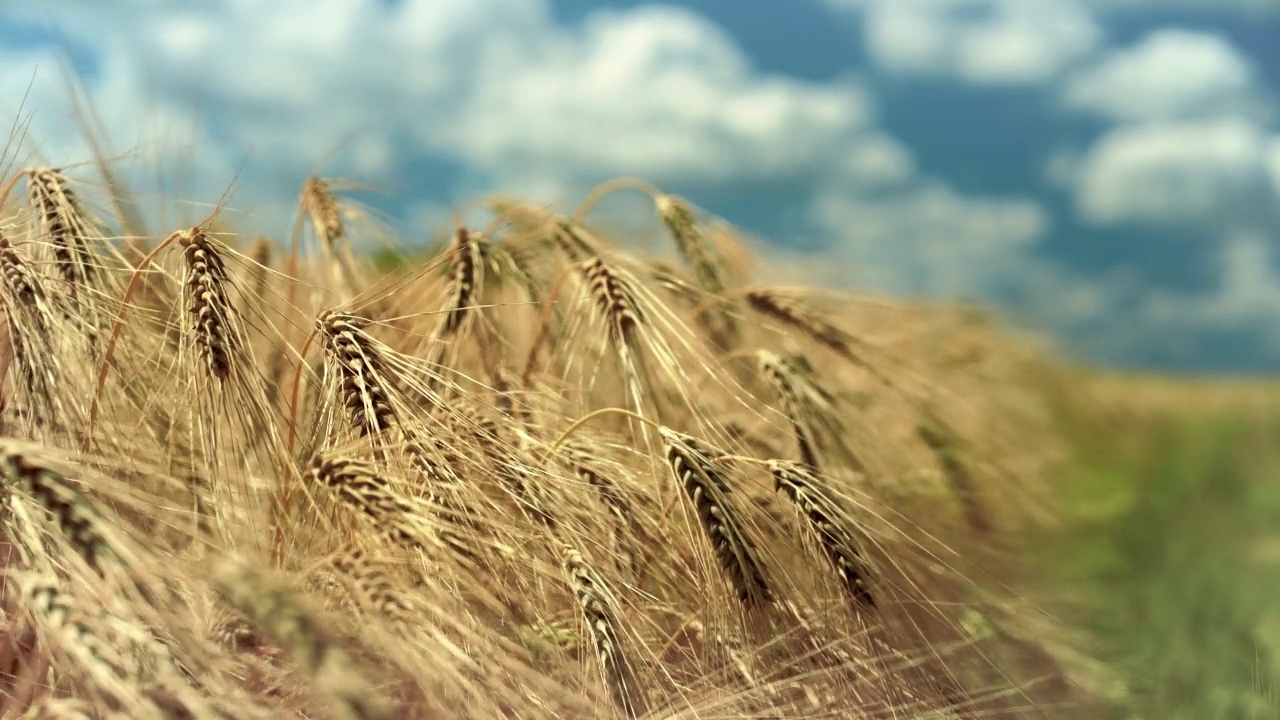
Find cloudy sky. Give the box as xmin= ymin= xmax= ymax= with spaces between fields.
xmin=3 ymin=0 xmax=1280 ymax=373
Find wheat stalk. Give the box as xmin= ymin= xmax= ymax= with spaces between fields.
xmin=0 ymin=443 xmax=120 ymax=575
xmin=16 ymin=574 xmax=154 ymax=716
xmin=567 ymin=450 xmax=641 ymax=573
xmin=917 ymin=414 xmax=989 ymax=534
xmin=745 ymin=288 xmax=901 ymax=391
xmin=441 ymin=227 xmax=483 ymax=337
xmin=330 ymin=548 xmax=416 ymax=635
xmin=307 ymin=453 xmax=435 ymax=552
xmin=579 ymin=257 xmax=656 ymax=421
xmin=301 ymin=177 xmax=362 ymax=299
xmin=757 ymin=350 xmax=822 ymax=469
xmin=552 ymin=216 xmax=604 ymax=262
xmin=0 ymin=232 xmax=63 ymax=432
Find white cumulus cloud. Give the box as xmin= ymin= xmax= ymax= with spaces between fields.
xmin=1069 ymin=119 xmax=1278 ymax=225
xmin=1 ymin=0 xmax=880 ymax=233
xmin=833 ymin=133 xmax=917 ymax=189
xmin=1082 ymin=0 xmax=1280 ymax=10
xmin=824 ymin=0 xmax=1101 ymax=86
xmin=809 ymin=181 xmax=1048 ymax=298
xmin=1137 ymin=232 xmax=1280 ymax=362
xmin=1062 ymin=28 xmax=1267 ymax=122
xmin=440 ymin=6 xmax=872 ymax=187
xmin=1267 ymin=137 xmax=1280 ymax=200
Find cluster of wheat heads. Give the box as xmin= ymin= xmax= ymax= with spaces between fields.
xmin=0 ymin=167 xmax=1093 ymax=719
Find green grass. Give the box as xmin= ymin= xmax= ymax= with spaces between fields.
xmin=1039 ymin=385 xmax=1280 ymax=719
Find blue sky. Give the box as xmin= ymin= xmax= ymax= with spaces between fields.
xmin=3 ymin=0 xmax=1280 ymax=373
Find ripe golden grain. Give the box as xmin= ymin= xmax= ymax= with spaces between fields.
xmin=0 ymin=167 xmax=1091 ymax=719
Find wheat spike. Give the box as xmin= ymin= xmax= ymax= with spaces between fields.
xmin=917 ymin=414 xmax=990 ymax=534
xmin=769 ymin=460 xmax=875 ymax=608
xmin=581 ymin=257 xmax=643 ymax=346
xmin=552 ymin=216 xmax=603 ymax=262
xmin=0 ymin=443 xmax=119 ymax=575
xmin=17 ymin=575 xmax=154 ymax=716
xmin=758 ymin=350 xmax=823 ymax=469
xmin=656 ymin=194 xmax=738 ymax=348
xmin=302 ymin=177 xmax=363 ymax=299
xmin=660 ymin=427 xmax=772 ymax=609
xmin=331 ymin=548 xmax=416 ymax=635
xmin=745 ymin=288 xmax=900 ymax=391
xmin=26 ymin=168 xmax=99 ymax=300
xmin=559 ymin=543 xmax=646 ymax=718
xmin=317 ymin=310 xmax=398 ymax=438
xmin=180 ymin=228 xmax=236 ymax=380
xmin=0 ymin=232 xmax=62 ymax=430
xmin=442 ymin=227 xmax=483 ymax=337
xmin=567 ymin=450 xmax=640 ymax=573
xmin=307 ymin=453 xmax=433 ymax=551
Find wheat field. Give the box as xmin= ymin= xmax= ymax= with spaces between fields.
xmin=0 ymin=166 xmax=1105 ymax=718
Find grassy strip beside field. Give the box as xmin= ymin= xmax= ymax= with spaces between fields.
xmin=1039 ymin=374 xmax=1280 ymax=719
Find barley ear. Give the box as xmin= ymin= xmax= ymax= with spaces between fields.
xmin=660 ymin=428 xmax=773 ymax=610
xmin=559 ymin=543 xmax=646 ymax=718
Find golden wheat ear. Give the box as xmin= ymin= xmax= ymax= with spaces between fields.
xmin=576 ymin=256 xmax=655 ymax=419
xmin=0 ymin=443 xmax=126 ymax=577
xmin=916 ymin=413 xmax=991 ymax=535
xmin=557 ymin=542 xmax=647 ymax=719
xmin=25 ymin=168 xmax=99 ymax=300
xmin=769 ymin=459 xmax=876 ymax=609
xmin=745 ymin=287 xmax=900 ymax=387
xmin=565 ymin=447 xmax=643 ymax=574
xmin=655 ymin=194 xmax=739 ymax=350
xmin=16 ymin=574 xmax=154 ymax=714
xmin=659 ymin=427 xmax=773 ymax=611
xmin=306 ymin=453 xmax=434 ymax=553
xmin=179 ymin=228 xmax=236 ymax=381
xmin=551 ymin=215 xmax=606 ymax=262
xmin=329 ymin=548 xmax=417 ymax=637
xmin=0 ymin=231 xmax=78 ymax=437
xmin=757 ymin=349 xmax=823 ymax=469
xmin=301 ymin=176 xmax=363 ymax=301
xmin=315 ymin=310 xmax=399 ymax=439
xmin=440 ymin=226 xmax=483 ymax=338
